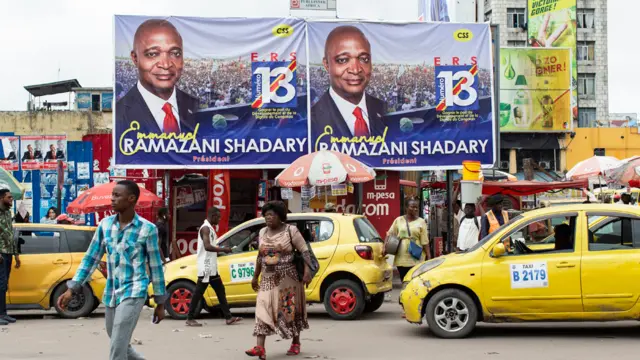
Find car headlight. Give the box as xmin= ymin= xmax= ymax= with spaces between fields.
xmin=411 ymin=258 xmax=445 ymax=279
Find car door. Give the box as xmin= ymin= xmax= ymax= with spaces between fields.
xmin=288 ymin=217 xmax=339 ymax=294
xmin=9 ymin=228 xmax=72 ymax=305
xmin=481 ymin=212 xmax=584 ymax=315
xmin=581 ymin=212 xmax=640 ymax=312
xmin=212 ymin=221 xmax=265 ymax=304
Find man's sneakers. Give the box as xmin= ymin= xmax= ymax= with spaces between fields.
xmin=0 ymin=315 xmax=16 ymax=324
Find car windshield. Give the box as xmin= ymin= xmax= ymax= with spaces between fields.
xmin=464 ymin=214 xmax=524 ymax=253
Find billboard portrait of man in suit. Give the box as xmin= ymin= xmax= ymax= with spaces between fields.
xmin=44 ymin=144 xmax=65 ymax=161
xmin=116 ymin=19 xmax=199 ymax=134
xmin=311 ymin=25 xmax=387 ymax=139
xmin=22 ymin=144 xmax=42 ymax=161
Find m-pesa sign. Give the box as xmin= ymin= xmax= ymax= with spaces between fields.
xmin=329 ymin=171 xmax=400 ymax=237
xmin=361 ymin=171 xmax=400 ymax=236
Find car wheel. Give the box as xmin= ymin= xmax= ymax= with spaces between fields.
xmin=323 ymin=279 xmax=365 ymax=320
xmin=53 ymin=284 xmax=95 ymax=319
xmin=424 ymin=289 xmax=478 ymax=339
xmin=91 ymin=298 xmax=100 ymax=313
xmin=363 ymin=293 xmax=385 ymax=313
xmin=166 ymin=281 xmax=200 ymax=320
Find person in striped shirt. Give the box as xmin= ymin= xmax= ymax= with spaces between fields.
xmin=58 ymin=180 xmax=167 ymax=360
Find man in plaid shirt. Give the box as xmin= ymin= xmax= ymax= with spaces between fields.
xmin=58 ymin=180 xmax=166 ymax=360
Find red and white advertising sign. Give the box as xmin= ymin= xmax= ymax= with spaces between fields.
xmin=20 ymin=135 xmax=44 ymax=170
xmin=42 ymin=135 xmax=67 ymax=170
xmin=175 ymin=186 xmax=195 ymax=208
xmin=360 ymin=171 xmax=401 ymax=237
xmin=208 ymin=169 xmax=231 ymax=237
xmin=0 ymin=136 xmax=19 ymax=171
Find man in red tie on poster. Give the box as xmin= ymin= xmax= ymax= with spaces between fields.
xmin=115 ymin=19 xmax=199 ymax=134
xmin=310 ymin=25 xmax=387 ymax=139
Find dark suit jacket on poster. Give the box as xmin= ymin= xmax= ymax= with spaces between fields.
xmin=310 ymin=91 xmax=387 ymax=139
xmin=44 ymin=150 xmax=65 ymax=161
xmin=22 ymin=150 xmax=42 ymax=161
xmin=116 ymin=86 xmax=200 ymax=134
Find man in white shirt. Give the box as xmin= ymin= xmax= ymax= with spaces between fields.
xmin=310 ymin=25 xmax=388 ymax=139
xmin=116 ymin=19 xmax=199 ymax=135
xmin=185 ymin=207 xmax=242 ymax=327
xmin=456 ymin=203 xmax=482 ymax=251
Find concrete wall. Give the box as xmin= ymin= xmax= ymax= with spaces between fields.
xmin=565 ymin=127 xmax=640 ymax=168
xmin=0 ymin=111 xmax=112 ymax=140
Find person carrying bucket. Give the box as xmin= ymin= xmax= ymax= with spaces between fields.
xmin=480 ymin=195 xmax=509 ymax=248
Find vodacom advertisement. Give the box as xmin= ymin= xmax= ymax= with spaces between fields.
xmin=207 ymin=169 xmax=231 ymax=237
xmin=360 ymin=171 xmax=400 ymax=237
xmin=327 ymin=171 xmax=401 ymax=237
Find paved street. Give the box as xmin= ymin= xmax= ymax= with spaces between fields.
xmin=3 ymin=287 xmax=640 ymax=360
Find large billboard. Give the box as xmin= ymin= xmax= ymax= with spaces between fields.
xmin=307 ymin=21 xmax=495 ymax=169
xmin=527 ymin=0 xmax=577 ymax=122
xmin=114 ymin=16 xmax=308 ymax=169
xmin=499 ymin=47 xmax=572 ymax=132
xmin=113 ymin=17 xmax=496 ymax=170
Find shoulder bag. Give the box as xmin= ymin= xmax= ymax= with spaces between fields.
xmin=290 ymin=225 xmax=320 ymax=282
xmin=406 ymin=217 xmax=423 ymax=260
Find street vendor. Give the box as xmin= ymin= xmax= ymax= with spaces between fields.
xmin=480 ymin=195 xmax=509 ymax=247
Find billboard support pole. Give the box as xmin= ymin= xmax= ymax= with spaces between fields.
xmin=446 ymin=169 xmax=454 ymax=254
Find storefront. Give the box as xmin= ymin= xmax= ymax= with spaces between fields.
xmin=170 ymin=169 xmax=402 ymax=258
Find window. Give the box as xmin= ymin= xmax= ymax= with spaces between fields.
xmin=66 ymin=230 xmax=94 ymax=253
xmin=507 ymin=8 xmax=526 ymax=29
xmin=91 ymin=94 xmax=101 ymax=111
xmin=577 ymin=41 xmax=595 ymax=61
xmin=501 ymin=214 xmax=578 ymax=256
xmin=594 ymin=148 xmax=605 ymax=156
xmin=507 ymin=40 xmax=526 ymax=47
xmin=17 ymin=230 xmax=61 ymax=254
xmin=578 ymin=73 xmax=596 ymax=97
xmin=587 ymin=216 xmax=640 ymax=251
xmin=484 ymin=11 xmax=492 ymax=23
xmin=297 ymin=220 xmax=334 ymax=243
xmin=578 ymin=108 xmax=597 ymax=127
xmin=577 ymin=9 xmax=595 ymax=29
xmin=219 ymin=224 xmax=263 ymax=254
xmin=354 ymin=218 xmax=383 ymax=243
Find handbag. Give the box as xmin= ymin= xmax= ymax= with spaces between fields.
xmin=405 ymin=217 xmax=423 ymax=260
xmin=385 ymin=234 xmax=400 ymax=255
xmin=289 ymin=226 xmax=320 ymax=282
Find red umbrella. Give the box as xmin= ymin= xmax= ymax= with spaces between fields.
xmin=67 ymin=181 xmax=163 ymax=215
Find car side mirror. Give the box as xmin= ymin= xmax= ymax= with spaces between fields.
xmin=492 ymin=243 xmax=506 ymax=258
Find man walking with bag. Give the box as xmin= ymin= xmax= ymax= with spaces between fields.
xmin=185 ymin=207 xmax=242 ymax=327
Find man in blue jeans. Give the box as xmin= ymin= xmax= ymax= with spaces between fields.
xmin=0 ymin=188 xmax=21 ymax=326
xmin=58 ymin=180 xmax=166 ymax=359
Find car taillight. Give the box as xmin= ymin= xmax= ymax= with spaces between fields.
xmin=98 ymin=261 xmax=108 ymax=278
xmin=355 ymin=245 xmax=373 ymax=260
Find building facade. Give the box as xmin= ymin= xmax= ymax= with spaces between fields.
xmin=483 ymin=0 xmax=609 ymax=127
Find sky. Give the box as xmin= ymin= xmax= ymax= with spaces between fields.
xmin=0 ymin=0 xmax=632 ymax=115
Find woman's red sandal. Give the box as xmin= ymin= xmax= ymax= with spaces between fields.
xmin=246 ymin=346 xmax=266 ymax=360
xmin=287 ymin=343 xmax=301 ymax=356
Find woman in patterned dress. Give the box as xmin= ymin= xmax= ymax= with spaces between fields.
xmin=246 ymin=201 xmax=313 ymax=360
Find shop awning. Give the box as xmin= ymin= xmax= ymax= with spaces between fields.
xmin=400 ymin=179 xmax=589 ymax=196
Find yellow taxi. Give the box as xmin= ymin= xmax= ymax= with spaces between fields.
xmin=156 ymin=213 xmax=393 ymax=320
xmin=399 ymin=204 xmax=640 ymax=338
xmin=9 ymin=224 xmax=107 ymax=318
